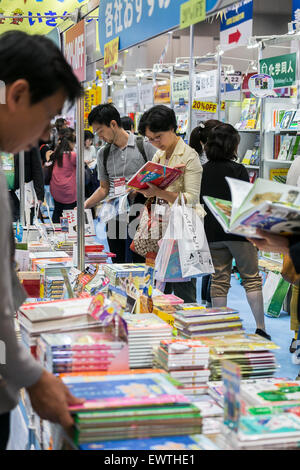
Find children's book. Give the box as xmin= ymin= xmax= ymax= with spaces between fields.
xmin=78 ymin=434 xmax=219 ymax=450
xmin=62 ymin=371 xmax=189 ymax=411
xmin=127 ymin=161 xmax=183 ymax=190
xmin=203 ymin=177 xmax=300 ymax=238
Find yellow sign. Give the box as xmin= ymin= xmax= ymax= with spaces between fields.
xmin=84 ymin=71 xmax=102 ymax=131
xmin=154 ymin=81 xmax=171 ymax=104
xmin=180 ymin=0 xmax=206 ymax=30
xmin=104 ymin=37 xmax=119 ymax=69
xmin=192 ymin=100 xmax=218 ymax=113
xmin=0 ymin=0 xmax=87 ymax=36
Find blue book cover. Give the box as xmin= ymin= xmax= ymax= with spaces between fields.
xmin=79 ymin=434 xmax=219 ymax=450
xmin=62 ymin=372 xmax=189 ymax=411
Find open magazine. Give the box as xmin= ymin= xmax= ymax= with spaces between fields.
xmin=203 ymin=177 xmax=300 ymax=238
xmin=127 ymin=161 xmax=183 ymax=190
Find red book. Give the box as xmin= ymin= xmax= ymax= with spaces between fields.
xmin=127 ymin=162 xmax=183 ymax=190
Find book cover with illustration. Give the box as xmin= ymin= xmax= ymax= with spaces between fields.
xmin=127 ymin=161 xmax=183 ymax=190
xmin=62 ymin=371 xmax=188 ymax=411
xmin=203 ymin=177 xmax=300 ymax=238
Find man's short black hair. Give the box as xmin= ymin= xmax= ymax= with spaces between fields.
xmin=88 ymin=103 xmax=121 ymax=127
xmin=121 ymin=116 xmax=134 ymax=131
xmin=0 ymin=31 xmax=82 ymax=106
xmin=138 ymin=105 xmax=177 ymax=136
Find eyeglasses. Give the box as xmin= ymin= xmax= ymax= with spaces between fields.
xmin=145 ymin=134 xmax=163 ymax=143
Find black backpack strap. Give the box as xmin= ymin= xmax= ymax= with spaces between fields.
xmin=102 ymin=143 xmax=111 ymax=175
xmin=136 ymin=136 xmax=148 ymax=163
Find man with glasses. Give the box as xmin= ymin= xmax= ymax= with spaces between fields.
xmin=85 ymin=104 xmax=156 ymax=263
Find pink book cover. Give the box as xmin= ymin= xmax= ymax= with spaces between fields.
xmin=127 ymin=162 xmax=182 ymax=190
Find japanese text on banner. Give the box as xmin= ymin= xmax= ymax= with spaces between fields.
xmin=104 ymin=37 xmax=119 ymax=68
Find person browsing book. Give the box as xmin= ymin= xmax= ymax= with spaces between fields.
xmin=0 ymin=31 xmax=84 ymax=450
xmin=200 ymin=123 xmax=270 ymax=340
xmin=189 ymin=120 xmax=222 ymax=307
xmin=137 ymin=105 xmax=204 ymax=303
xmin=84 ymin=104 xmax=156 ymax=263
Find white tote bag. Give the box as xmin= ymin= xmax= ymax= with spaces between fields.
xmin=166 ymin=195 xmax=214 ymax=278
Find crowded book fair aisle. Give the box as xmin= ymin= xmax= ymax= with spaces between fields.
xmin=3 ymin=0 xmax=300 ymax=454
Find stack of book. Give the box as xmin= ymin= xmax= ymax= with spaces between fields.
xmin=61 ymin=370 xmax=202 ymax=447
xmin=194 ymin=399 xmax=224 ymax=435
xmin=223 ymin=413 xmax=300 ymax=450
xmin=103 ymin=264 xmax=146 ymax=287
xmin=202 ymin=333 xmax=279 ymax=381
xmin=78 ymin=434 xmax=219 ymax=451
xmin=154 ymin=339 xmax=210 ymax=400
xmin=44 ymin=274 xmax=65 ymax=300
xmin=123 ymin=314 xmax=173 ymax=369
xmin=174 ymin=307 xmax=243 ymax=338
xmin=18 ymin=298 xmax=98 ymax=357
xmin=37 ymin=330 xmax=129 ymax=375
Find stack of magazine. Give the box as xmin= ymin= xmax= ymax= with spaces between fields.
xmin=201 ymin=334 xmax=279 ymax=381
xmin=154 ymin=339 xmax=210 ymax=400
xmin=123 ymin=313 xmax=173 ymax=369
xmin=173 ymin=307 xmax=243 ymax=338
xmin=61 ymin=370 xmax=202 ymax=447
xmin=36 ymin=330 xmax=129 ymax=375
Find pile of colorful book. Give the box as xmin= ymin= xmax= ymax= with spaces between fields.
xmin=174 ymin=306 xmax=243 ymax=339
xmin=61 ymin=370 xmax=203 ymax=447
xmin=202 ymin=333 xmax=279 ymax=381
xmin=103 ymin=263 xmax=146 ymax=287
xmin=18 ymin=297 xmax=98 ymax=357
xmin=123 ymin=314 xmax=173 ymax=369
xmin=44 ymin=273 xmax=65 ymax=300
xmin=37 ymin=330 xmax=128 ymax=374
xmin=154 ymin=339 xmax=210 ymax=400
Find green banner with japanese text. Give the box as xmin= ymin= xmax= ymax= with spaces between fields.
xmin=259 ymin=53 xmax=296 ymax=88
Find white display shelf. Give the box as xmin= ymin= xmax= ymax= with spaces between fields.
xmin=264 ymin=159 xmax=293 ymax=164
xmin=238 ymin=129 xmax=260 ymax=133
xmin=244 ymin=164 xmax=259 ymax=169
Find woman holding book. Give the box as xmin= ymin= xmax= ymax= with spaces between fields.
xmin=50 ymin=127 xmax=77 ymax=223
xmin=200 ymin=123 xmax=271 ymax=340
xmin=137 ymin=105 xmax=204 ymax=303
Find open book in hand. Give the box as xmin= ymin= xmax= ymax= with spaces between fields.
xmin=127 ymin=161 xmax=183 ymax=190
xmin=203 ymin=177 xmax=300 ymax=239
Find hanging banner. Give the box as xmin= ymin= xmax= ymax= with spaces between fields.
xmin=154 ymin=81 xmax=171 ymax=104
xmin=112 ymin=89 xmax=125 ymax=114
xmin=98 ymin=0 xmax=239 ymax=54
xmin=259 ymin=53 xmax=297 ymax=88
xmin=194 ymin=70 xmax=218 ymax=99
xmin=220 ymin=0 xmax=253 ymax=50
xmin=104 ymin=37 xmax=119 ymax=69
xmin=0 ymin=0 xmax=85 ymax=36
xmin=64 ymin=20 xmax=86 ymax=83
xmin=140 ymin=83 xmax=154 ymax=110
xmin=125 ymin=87 xmax=139 ymax=113
xmin=84 ymin=73 xmax=102 ymax=131
xmin=293 ymin=0 xmax=300 ymax=27
xmin=192 ymin=100 xmax=218 ymax=113
xmin=180 ymin=0 xmax=206 ymax=29
xmin=172 ymin=77 xmax=190 ymax=103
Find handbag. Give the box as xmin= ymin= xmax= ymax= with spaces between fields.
xmin=281 ymin=254 xmax=300 ymax=285
xmin=130 ymin=197 xmax=168 ymax=259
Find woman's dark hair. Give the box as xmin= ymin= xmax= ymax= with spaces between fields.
xmin=121 ymin=116 xmax=134 ymax=131
xmin=88 ymin=103 xmax=121 ymax=127
xmin=55 ymin=118 xmax=67 ymax=132
xmin=189 ymin=120 xmax=222 ymax=155
xmin=138 ymin=105 xmax=177 ymax=135
xmin=84 ymin=130 xmax=94 ymax=142
xmin=205 ymin=123 xmax=240 ymax=162
xmin=52 ymin=127 xmax=76 ymax=168
xmin=0 ymin=31 xmax=82 ymax=106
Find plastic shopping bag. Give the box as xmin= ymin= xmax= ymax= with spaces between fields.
xmin=155 ymin=238 xmax=190 ymax=282
xmin=98 ymin=193 xmax=129 ymax=224
xmin=167 ymin=195 xmax=214 ymax=278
